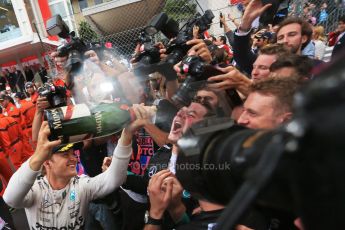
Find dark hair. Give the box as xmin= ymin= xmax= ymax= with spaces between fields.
xmin=0 ymin=107 xmax=2 ymax=114
xmin=276 ymin=17 xmax=313 ymax=41
xmin=250 ymin=77 xmax=300 ymax=113
xmin=269 ymin=54 xmax=313 ymax=79
xmin=339 ymin=15 xmax=345 ymax=23
xmin=219 ymin=35 xmax=227 ymax=45
xmin=213 ymin=47 xmax=229 ymax=64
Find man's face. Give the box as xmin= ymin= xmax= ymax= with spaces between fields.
xmin=276 ymin=23 xmax=307 ymax=54
xmin=47 ymin=150 xmax=78 ymax=179
xmin=214 ymin=37 xmax=223 ymax=46
xmin=237 ymin=92 xmax=288 ymax=129
xmin=253 ymin=37 xmax=266 ymax=48
xmin=26 ymin=86 xmax=35 ymax=95
xmin=251 ymin=54 xmax=277 ymax=81
xmin=195 ymin=90 xmax=219 ymax=109
xmin=168 ymin=102 xmax=208 ymax=143
xmin=337 ymin=21 xmax=345 ymax=33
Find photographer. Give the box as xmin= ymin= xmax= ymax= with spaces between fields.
xmin=3 ymin=121 xmax=132 ymax=229
xmin=142 ymin=101 xmax=215 ymax=229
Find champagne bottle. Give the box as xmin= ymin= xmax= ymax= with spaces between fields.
xmin=44 ymin=103 xmax=137 ymax=144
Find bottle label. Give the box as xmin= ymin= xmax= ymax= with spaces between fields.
xmin=60 ymin=104 xmax=91 ymax=120
xmin=94 ymin=111 xmax=102 ymax=134
xmin=50 ymin=107 xmax=64 ymax=130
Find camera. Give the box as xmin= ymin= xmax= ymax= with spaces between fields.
xmin=175 ymin=52 xmax=345 ymax=230
xmin=38 ymin=83 xmax=67 ymax=108
xmin=165 ymin=10 xmax=215 ymax=64
xmin=132 ymin=13 xmax=179 ymax=80
xmin=133 ymin=10 xmax=214 ymax=80
xmin=133 ymin=12 xmax=179 ymax=66
xmin=172 ymin=55 xmax=242 ymax=108
xmin=46 ymin=15 xmax=88 ymax=73
xmin=132 ymin=31 xmax=161 ymax=65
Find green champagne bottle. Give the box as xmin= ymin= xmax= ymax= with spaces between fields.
xmin=44 ymin=103 xmax=136 ymax=144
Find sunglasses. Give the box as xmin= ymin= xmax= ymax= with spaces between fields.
xmin=192 ymin=96 xmax=213 ymax=104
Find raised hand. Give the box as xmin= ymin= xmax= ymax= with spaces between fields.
xmin=186 ymin=39 xmax=212 ymax=63
xmin=240 ymin=0 xmax=272 ymax=32
xmin=147 ymin=170 xmax=174 ymax=219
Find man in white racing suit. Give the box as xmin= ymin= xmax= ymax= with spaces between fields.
xmin=3 ymin=121 xmax=133 ymax=230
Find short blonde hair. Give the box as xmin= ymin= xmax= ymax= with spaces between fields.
xmin=313 ymin=26 xmax=326 ymax=41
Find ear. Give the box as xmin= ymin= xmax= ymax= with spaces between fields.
xmin=43 ymin=160 xmax=51 ymax=169
xmin=279 ymin=112 xmax=293 ymax=124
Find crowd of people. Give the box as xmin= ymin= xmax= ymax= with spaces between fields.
xmin=0 ymin=0 xmax=345 ymax=229
xmin=0 ymin=65 xmax=48 ymax=93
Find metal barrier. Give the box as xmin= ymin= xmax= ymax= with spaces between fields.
xmin=40 ymin=0 xmax=345 ymax=75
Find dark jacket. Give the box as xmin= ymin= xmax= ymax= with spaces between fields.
xmin=331 ymin=33 xmax=345 ymax=60
xmin=123 ymin=145 xmax=172 ymax=194
xmin=233 ymin=31 xmax=257 ymax=76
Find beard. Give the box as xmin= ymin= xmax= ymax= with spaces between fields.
xmin=289 ymin=44 xmax=300 ymax=54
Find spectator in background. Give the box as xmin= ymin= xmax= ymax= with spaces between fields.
xmin=16 ymin=69 xmax=26 ymax=92
xmin=0 ymin=104 xmax=24 ymax=169
xmin=5 ymin=69 xmax=17 ymax=93
xmin=16 ymin=92 xmax=35 ymax=160
xmin=331 ymin=15 xmax=345 ymax=60
xmin=219 ymin=13 xmax=239 ymax=47
xmin=25 ymin=82 xmax=39 ymax=104
xmin=24 ymin=66 xmax=34 ymax=82
xmin=38 ymin=66 xmax=48 ymax=84
xmin=312 ymin=26 xmax=327 ymax=60
xmin=252 ymin=30 xmax=271 ymax=54
xmin=318 ymin=2 xmax=328 ymax=25
xmin=213 ymin=35 xmax=232 ymax=58
xmin=0 ymin=72 xmax=7 ymax=92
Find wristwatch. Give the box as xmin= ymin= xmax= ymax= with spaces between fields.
xmin=144 ymin=210 xmax=163 ymax=225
